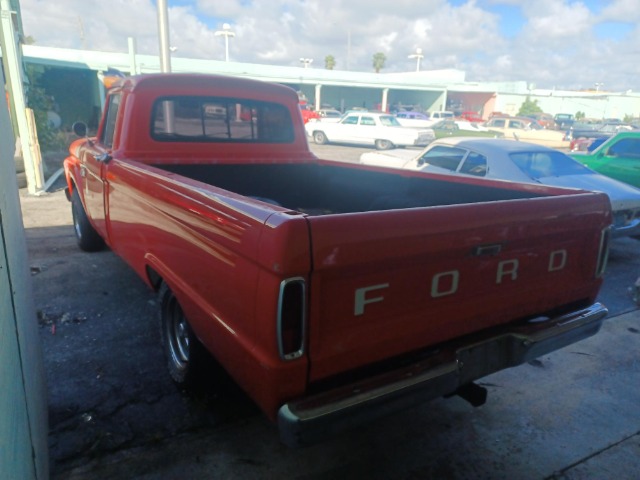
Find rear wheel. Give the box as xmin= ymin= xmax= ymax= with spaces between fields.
xmin=375 ymin=139 xmax=394 ymax=150
xmin=71 ymin=189 xmax=105 ymax=252
xmin=159 ymin=283 xmax=208 ymax=386
xmin=313 ymin=131 xmax=328 ymax=145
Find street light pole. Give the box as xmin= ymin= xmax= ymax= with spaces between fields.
xmin=595 ymin=82 xmax=604 ymax=92
xmin=156 ymin=0 xmax=172 ymax=72
xmin=408 ymin=47 xmax=424 ymax=72
xmin=215 ymin=23 xmax=235 ymax=62
xmin=300 ymin=58 xmax=313 ymax=68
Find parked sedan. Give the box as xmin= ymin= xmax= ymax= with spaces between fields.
xmin=360 ymin=137 xmax=640 ymax=238
xmin=305 ymin=112 xmax=435 ymax=150
xmin=317 ymin=108 xmax=343 ymax=122
xmin=483 ymin=116 xmax=568 ymax=148
xmin=571 ymin=132 xmax=640 ymax=188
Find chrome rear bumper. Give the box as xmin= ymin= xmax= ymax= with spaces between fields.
xmin=278 ymin=302 xmax=608 ymax=447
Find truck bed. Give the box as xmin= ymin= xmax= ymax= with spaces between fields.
xmin=156 ymin=162 xmax=547 ymax=214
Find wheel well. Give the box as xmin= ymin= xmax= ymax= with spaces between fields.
xmin=146 ymin=266 xmax=164 ymax=292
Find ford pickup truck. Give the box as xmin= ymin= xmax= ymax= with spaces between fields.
xmin=64 ymin=73 xmax=612 ymax=447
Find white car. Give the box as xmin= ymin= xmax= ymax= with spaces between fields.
xmin=305 ymin=112 xmax=435 ymax=150
xmin=396 ymin=110 xmax=455 ymax=128
xmin=360 ymin=137 xmax=640 ymax=238
xmin=317 ymin=109 xmax=343 ymax=122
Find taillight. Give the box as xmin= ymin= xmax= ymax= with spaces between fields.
xmin=596 ymin=226 xmax=611 ymax=278
xmin=277 ymin=277 xmax=306 ymax=360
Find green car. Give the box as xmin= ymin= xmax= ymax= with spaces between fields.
xmin=570 ymin=131 xmax=640 ymax=188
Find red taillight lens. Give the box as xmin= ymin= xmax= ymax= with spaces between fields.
xmin=277 ymin=278 xmax=306 ymax=360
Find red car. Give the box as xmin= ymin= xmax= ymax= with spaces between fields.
xmin=459 ymin=111 xmax=484 ymax=122
xmin=299 ymin=102 xmax=320 ymax=123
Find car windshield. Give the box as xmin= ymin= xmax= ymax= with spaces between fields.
xmin=510 ymin=151 xmax=592 ymax=179
xmin=379 ymin=115 xmax=402 ymax=127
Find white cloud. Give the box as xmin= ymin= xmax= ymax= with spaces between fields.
xmin=17 ymin=0 xmax=640 ymax=91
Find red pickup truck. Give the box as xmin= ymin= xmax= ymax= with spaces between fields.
xmin=64 ymin=73 xmax=611 ymax=447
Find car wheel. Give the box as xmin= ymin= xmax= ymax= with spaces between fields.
xmin=16 ymin=171 xmax=27 ymax=189
xmin=159 ymin=283 xmax=208 ymax=386
xmin=14 ymin=155 xmax=25 ymax=173
xmin=375 ymin=139 xmax=394 ymax=150
xmin=313 ymin=131 xmax=328 ymax=145
xmin=71 ymin=189 xmax=105 ymax=252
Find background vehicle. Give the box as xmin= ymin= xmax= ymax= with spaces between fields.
xmin=316 ymin=108 xmax=343 ymax=122
xmin=525 ymin=113 xmax=557 ymax=129
xmin=484 ymin=116 xmax=568 ymax=148
xmin=299 ymin=102 xmax=320 ymax=123
xmin=571 ymin=132 xmax=640 ymax=189
xmin=396 ymin=111 xmax=455 ymax=128
xmin=555 ymin=113 xmax=575 ymax=130
xmin=306 ymin=111 xmax=435 ymax=149
xmin=458 ymin=111 xmax=484 ymax=123
xmin=361 ymin=137 xmax=640 ymax=238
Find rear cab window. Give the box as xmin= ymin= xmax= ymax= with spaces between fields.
xmin=151 ymin=96 xmax=294 ymax=143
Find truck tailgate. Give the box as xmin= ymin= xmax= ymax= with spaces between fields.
xmin=305 ymin=194 xmax=609 ymax=381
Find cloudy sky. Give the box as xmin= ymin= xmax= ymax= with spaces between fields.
xmin=18 ymin=0 xmax=640 ymax=92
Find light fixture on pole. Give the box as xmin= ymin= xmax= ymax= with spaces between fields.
xmin=300 ymin=57 xmax=313 ymax=68
xmin=215 ymin=23 xmax=235 ymax=62
xmin=408 ymin=47 xmax=424 ymax=72
xmin=594 ymin=82 xmax=604 ymax=92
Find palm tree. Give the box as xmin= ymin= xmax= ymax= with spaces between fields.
xmin=372 ymin=52 xmax=386 ymax=73
xmin=325 ymin=55 xmax=336 ymax=70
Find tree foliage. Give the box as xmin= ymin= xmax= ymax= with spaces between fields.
xmin=324 ymin=55 xmax=336 ymax=70
xmin=372 ymin=52 xmax=386 ymax=73
xmin=517 ymin=96 xmax=543 ymax=116
xmin=25 ymin=65 xmax=66 ymax=152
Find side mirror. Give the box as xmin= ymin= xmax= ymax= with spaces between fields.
xmin=72 ymin=121 xmax=88 ymax=137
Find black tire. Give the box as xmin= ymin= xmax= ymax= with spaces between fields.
xmin=16 ymin=172 xmax=27 ymax=189
xmin=14 ymin=155 xmax=25 ymax=173
xmin=313 ymin=131 xmax=328 ymax=145
xmin=159 ymin=283 xmax=208 ymax=386
xmin=71 ymin=189 xmax=105 ymax=252
xmin=375 ymin=139 xmax=394 ymax=150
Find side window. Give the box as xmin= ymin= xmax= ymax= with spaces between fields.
xmin=360 ymin=116 xmax=376 ymax=126
xmin=608 ymin=138 xmax=640 ymax=158
xmin=490 ymin=119 xmax=505 ymax=127
xmin=510 ymin=120 xmax=524 ymax=129
xmin=342 ymin=116 xmax=359 ymax=125
xmin=459 ymin=152 xmax=488 ymax=176
xmin=418 ymin=145 xmax=466 ymax=171
xmin=100 ymin=93 xmax=121 ymax=148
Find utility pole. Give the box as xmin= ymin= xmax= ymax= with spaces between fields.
xmin=157 ymin=0 xmax=172 ymax=72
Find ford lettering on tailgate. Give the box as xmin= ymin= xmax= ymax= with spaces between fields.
xmin=354 ymin=248 xmax=568 ymax=315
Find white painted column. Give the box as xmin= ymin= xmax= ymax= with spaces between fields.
xmin=315 ymin=84 xmax=322 ymax=111
xmin=1 ymin=0 xmax=44 ymax=194
xmin=381 ymin=88 xmax=389 ymax=113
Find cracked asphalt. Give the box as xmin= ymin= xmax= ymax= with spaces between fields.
xmin=20 ymin=144 xmax=640 ymax=479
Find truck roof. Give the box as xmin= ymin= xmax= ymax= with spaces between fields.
xmin=113 ymin=73 xmax=299 ymax=100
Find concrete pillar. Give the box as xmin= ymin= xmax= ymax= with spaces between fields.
xmin=315 ymin=84 xmax=322 ymax=111
xmin=0 ymin=62 xmax=49 ymax=480
xmin=381 ymin=88 xmax=389 ymax=113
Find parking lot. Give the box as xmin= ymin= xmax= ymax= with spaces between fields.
xmin=21 ymin=143 xmax=640 ymax=479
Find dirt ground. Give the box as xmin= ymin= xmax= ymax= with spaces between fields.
xmin=17 ymin=158 xmax=640 ymax=479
